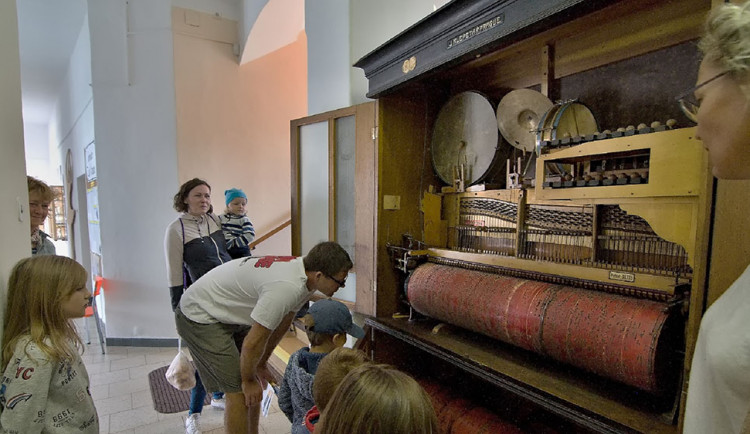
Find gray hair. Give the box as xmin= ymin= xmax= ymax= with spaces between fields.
xmin=699 ymin=1 xmax=750 ymax=97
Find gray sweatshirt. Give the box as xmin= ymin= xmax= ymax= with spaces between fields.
xmin=278 ymin=348 xmax=328 ymax=434
xmin=0 ymin=337 xmax=98 ymax=433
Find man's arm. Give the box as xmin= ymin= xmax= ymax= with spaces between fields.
xmin=239 ymin=312 xmax=296 ymax=406
xmin=240 ymin=322 xmax=273 ymax=406
xmin=261 ymin=311 xmax=295 ymax=365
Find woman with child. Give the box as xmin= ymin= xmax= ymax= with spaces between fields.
xmin=164 ymin=177 xmax=232 ymax=433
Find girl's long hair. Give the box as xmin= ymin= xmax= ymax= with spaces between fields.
xmin=1 ymin=256 xmax=87 ymax=370
xmin=316 ymin=364 xmax=438 ymax=434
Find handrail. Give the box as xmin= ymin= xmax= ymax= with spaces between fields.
xmin=248 ymin=219 xmax=291 ymax=249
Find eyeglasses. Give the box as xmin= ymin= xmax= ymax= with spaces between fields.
xmin=676 ymin=71 xmax=728 ymax=123
xmin=324 ymin=273 xmax=346 ymax=287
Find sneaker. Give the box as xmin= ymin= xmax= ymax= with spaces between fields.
xmin=210 ymin=397 xmax=226 ymax=410
xmin=185 ymin=413 xmax=202 ymax=434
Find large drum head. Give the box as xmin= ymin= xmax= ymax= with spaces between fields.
xmin=536 ymin=101 xmax=598 ymax=157
xmin=497 ymin=89 xmax=553 ymax=153
xmin=432 ymin=92 xmax=499 ymax=185
xmin=554 ymin=102 xmax=598 ymax=140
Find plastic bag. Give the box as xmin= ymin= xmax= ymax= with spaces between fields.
xmin=165 ymin=341 xmax=195 ymax=390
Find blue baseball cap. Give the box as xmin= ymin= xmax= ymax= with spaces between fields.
xmin=308 ymin=299 xmax=365 ymax=339
xmin=224 ymin=188 xmax=247 ymax=205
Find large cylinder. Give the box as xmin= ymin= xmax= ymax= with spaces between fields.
xmin=406 ymin=263 xmax=680 ymax=393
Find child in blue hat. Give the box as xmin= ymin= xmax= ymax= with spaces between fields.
xmin=278 ymin=299 xmax=365 ymax=434
xmin=219 ymin=188 xmax=256 ymax=258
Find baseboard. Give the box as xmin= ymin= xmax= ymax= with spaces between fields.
xmin=106 ymin=337 xmax=178 ymax=347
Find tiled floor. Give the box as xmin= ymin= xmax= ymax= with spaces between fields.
xmin=76 ymin=319 xmax=292 ymax=434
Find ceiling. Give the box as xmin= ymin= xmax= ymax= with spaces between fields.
xmin=16 ymin=0 xmax=88 ymax=127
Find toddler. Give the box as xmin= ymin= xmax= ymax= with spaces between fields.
xmin=219 ymin=188 xmax=256 ymax=258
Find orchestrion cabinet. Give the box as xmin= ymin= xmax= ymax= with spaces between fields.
xmin=345 ymin=0 xmax=750 ymax=432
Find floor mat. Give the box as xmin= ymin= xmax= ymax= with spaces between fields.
xmin=147 ymin=365 xmax=210 ymax=413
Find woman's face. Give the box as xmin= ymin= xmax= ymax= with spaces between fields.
xmin=29 ymin=191 xmax=50 ymax=228
xmin=184 ymin=184 xmax=211 ymax=216
xmin=695 ymin=59 xmax=750 ymax=179
xmin=61 ymin=286 xmax=92 ymax=319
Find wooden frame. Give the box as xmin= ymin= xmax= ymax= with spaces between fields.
xmin=290 ymin=102 xmax=378 ymax=315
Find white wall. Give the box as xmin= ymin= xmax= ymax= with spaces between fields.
xmin=174 ymin=0 xmax=239 ymax=17
xmin=84 ymin=0 xmax=242 ymax=340
xmin=24 ymin=122 xmax=51 ymax=179
xmin=0 ymin=0 xmax=34 ymax=340
xmin=305 ymin=0 xmax=350 ymax=114
xmin=240 ymin=0 xmax=269 ymax=64
xmin=349 ymin=0 xmax=448 ymax=105
xmin=241 ymin=0 xmax=304 ymax=64
xmin=87 ymin=0 xmax=181 ymax=339
xmin=304 ymin=0 xmax=448 ymax=113
xmin=50 ymin=15 xmax=95 ymax=282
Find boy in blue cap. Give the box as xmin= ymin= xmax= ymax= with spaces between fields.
xmin=219 ymin=188 xmax=256 ymax=258
xmin=278 ymin=299 xmax=365 ymax=434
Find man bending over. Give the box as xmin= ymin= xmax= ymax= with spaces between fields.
xmin=175 ymin=241 xmax=353 ymax=434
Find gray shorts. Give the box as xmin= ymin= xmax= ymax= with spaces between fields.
xmin=175 ymin=307 xmax=251 ymax=394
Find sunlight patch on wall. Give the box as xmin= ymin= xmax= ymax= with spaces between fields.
xmin=240 ymin=0 xmax=304 ymax=65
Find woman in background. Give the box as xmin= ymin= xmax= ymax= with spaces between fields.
xmin=680 ymin=2 xmax=750 ymax=433
xmin=27 ymin=176 xmax=56 ymax=255
xmin=164 ymin=177 xmax=231 ymax=434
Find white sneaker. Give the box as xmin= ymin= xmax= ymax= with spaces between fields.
xmin=210 ymin=397 xmax=226 ymax=410
xmin=185 ymin=413 xmax=202 ymax=434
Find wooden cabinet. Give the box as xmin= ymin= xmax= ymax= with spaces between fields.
xmin=352 ymin=0 xmax=730 ymax=432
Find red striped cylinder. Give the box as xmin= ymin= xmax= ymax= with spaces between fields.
xmin=406 ymin=263 xmax=677 ymax=393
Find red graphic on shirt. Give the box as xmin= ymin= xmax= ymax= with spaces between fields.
xmin=254 ymin=256 xmax=295 ymax=268
xmin=15 ymin=366 xmax=34 ymax=380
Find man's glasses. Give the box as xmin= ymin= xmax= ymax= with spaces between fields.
xmin=676 ymin=71 xmax=728 ymax=123
xmin=325 ymin=273 xmax=346 ymax=287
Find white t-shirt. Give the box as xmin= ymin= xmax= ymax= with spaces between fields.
xmin=180 ymin=256 xmax=311 ymax=330
xmin=684 ymin=264 xmax=750 ymax=434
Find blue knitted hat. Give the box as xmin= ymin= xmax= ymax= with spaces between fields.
xmin=224 ymin=188 xmax=247 ymax=205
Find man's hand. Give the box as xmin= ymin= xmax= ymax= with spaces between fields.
xmin=256 ymin=363 xmax=274 ymax=387
xmin=242 ymin=378 xmax=263 ymax=407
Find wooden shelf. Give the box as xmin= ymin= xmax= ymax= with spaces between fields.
xmin=366 ymin=316 xmax=678 ymax=434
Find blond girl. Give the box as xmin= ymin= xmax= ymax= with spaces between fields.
xmin=316 ymin=364 xmax=438 ymax=434
xmin=0 ymin=256 xmax=98 ymax=433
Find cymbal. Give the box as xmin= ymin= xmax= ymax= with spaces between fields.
xmin=432 ymin=91 xmax=498 ymax=185
xmin=496 ymin=89 xmax=553 ymax=152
